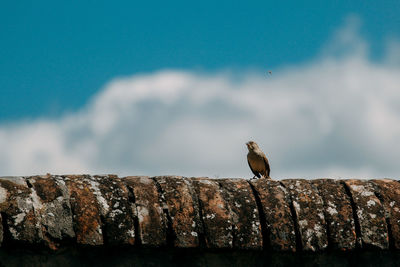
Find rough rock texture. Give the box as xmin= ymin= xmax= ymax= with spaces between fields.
xmin=249 ymin=179 xmax=296 ymax=251
xmin=124 ymin=176 xmax=167 ymax=247
xmin=343 ymin=179 xmax=389 ymax=249
xmin=370 ymin=179 xmax=400 ymax=249
xmin=218 ymin=179 xmax=262 ymax=249
xmin=0 ymin=177 xmax=40 ymax=245
xmin=64 ymin=175 xmax=103 ymax=246
xmin=88 ymin=175 xmax=135 ymax=246
xmin=153 ymin=176 xmax=202 ymax=248
xmin=191 ymin=178 xmax=232 ymax=248
xmin=0 ymin=175 xmax=399 ymax=252
xmin=27 ymin=175 xmax=75 ymax=249
xmin=312 ymin=179 xmax=357 ymax=250
xmin=281 ymin=179 xmax=328 ymax=252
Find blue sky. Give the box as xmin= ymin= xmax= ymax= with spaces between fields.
xmin=1 ymin=1 xmax=399 ymax=121
xmin=1 ymin=1 xmax=400 ymax=178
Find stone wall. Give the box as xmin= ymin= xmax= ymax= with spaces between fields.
xmin=0 ymin=175 xmax=398 ymax=252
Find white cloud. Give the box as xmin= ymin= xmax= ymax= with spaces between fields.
xmin=1 ymin=16 xmax=400 ymax=179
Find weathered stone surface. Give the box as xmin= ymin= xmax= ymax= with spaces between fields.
xmin=370 ymin=179 xmax=400 ymax=249
xmin=281 ymin=179 xmax=328 ymax=251
xmin=218 ymin=179 xmax=262 ymax=249
xmin=191 ymin=178 xmax=232 ymax=248
xmin=63 ymin=175 xmax=103 ymax=245
xmin=0 ymin=177 xmax=42 ymax=245
xmin=343 ymin=179 xmax=389 ymax=249
xmin=1 ymin=175 xmax=400 ymax=252
xmin=250 ymin=179 xmax=296 ymax=251
xmin=27 ymin=175 xmax=75 ymax=250
xmin=312 ymin=179 xmax=356 ymax=251
xmin=153 ymin=176 xmax=201 ymax=248
xmin=0 ymin=175 xmax=74 ymax=250
xmin=90 ymin=175 xmax=135 ymax=246
xmin=124 ymin=176 xmax=167 ymax=247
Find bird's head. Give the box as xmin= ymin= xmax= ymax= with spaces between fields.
xmin=246 ymin=141 xmax=259 ymax=151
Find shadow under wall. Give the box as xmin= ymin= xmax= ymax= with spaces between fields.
xmin=1 ymin=248 xmax=400 ymax=267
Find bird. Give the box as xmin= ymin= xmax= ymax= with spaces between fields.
xmin=246 ymin=141 xmax=270 ymax=179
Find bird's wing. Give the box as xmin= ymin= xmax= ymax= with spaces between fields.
xmin=262 ymin=154 xmax=271 ymax=178
xmin=248 ymin=158 xmax=260 ymax=178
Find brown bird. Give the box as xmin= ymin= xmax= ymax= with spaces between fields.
xmin=246 ymin=141 xmax=270 ymax=179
